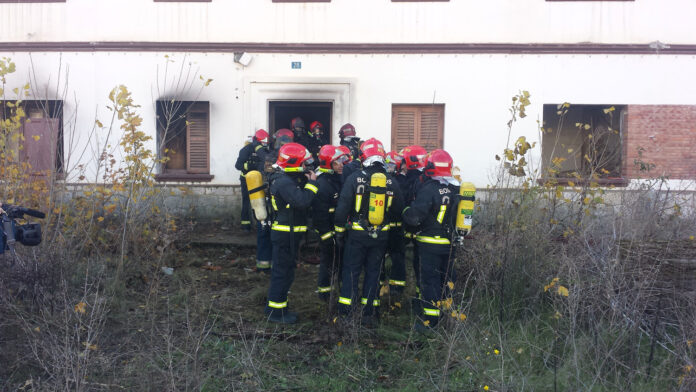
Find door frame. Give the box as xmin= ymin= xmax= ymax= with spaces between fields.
xmin=245 ymin=77 xmax=353 ymax=144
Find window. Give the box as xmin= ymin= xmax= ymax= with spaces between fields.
xmin=155 ymin=101 xmax=213 ymax=182
xmin=391 ymin=104 xmax=444 ymax=152
xmin=541 ymin=104 xmax=626 ymax=185
xmin=1 ymin=100 xmax=63 ymax=177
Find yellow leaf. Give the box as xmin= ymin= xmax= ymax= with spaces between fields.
xmin=423 ymin=320 xmax=430 ymax=326
xmin=603 ymin=106 xmax=615 ymax=114
xmin=584 ymin=124 xmax=591 ymax=130
xmin=689 ymin=236 xmax=694 ymax=241
xmin=97 ymin=217 xmax=104 ymax=222
xmin=337 ymin=341 xmax=342 ymax=347
xmin=459 ymin=313 xmax=467 ymax=321
xmin=95 ymin=119 xmax=103 ymax=128
xmin=394 ymin=302 xmax=401 ymax=308
xmin=567 ymin=148 xmax=573 ymax=153
xmin=32 ymin=135 xmax=40 ymax=141
xmin=494 ymin=349 xmax=500 ymax=355
xmin=379 ymin=285 xmax=389 ymax=296
xmin=447 ymin=281 xmax=454 ymax=290
xmin=567 ymin=181 xmax=575 ymax=187
xmin=82 ymin=341 xmax=98 ymax=350
xmin=544 ymin=278 xmax=559 ymax=292
xmin=557 ymin=286 xmax=569 ymax=297
xmin=484 ymin=386 xmax=490 ymax=391
xmin=74 ymin=302 xmax=87 ymax=314
xmin=205 ymin=78 xmax=213 ymax=86
xmin=33 ymin=326 xmax=40 ymax=332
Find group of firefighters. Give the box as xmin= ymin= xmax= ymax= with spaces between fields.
xmin=235 ymin=117 xmax=475 ymax=330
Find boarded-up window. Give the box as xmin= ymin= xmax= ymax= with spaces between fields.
xmin=155 ymin=101 xmax=213 ymax=182
xmin=1 ymin=100 xmax=63 ymax=177
xmin=391 ymin=104 xmax=444 ymax=152
xmin=624 ymin=105 xmax=696 ymax=180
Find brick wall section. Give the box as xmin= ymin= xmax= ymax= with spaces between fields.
xmin=626 ymin=105 xmax=696 ymax=179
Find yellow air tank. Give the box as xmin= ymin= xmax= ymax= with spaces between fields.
xmin=368 ymin=172 xmax=387 ymax=226
xmin=245 ymin=170 xmax=267 ymax=221
xmin=456 ymin=182 xmax=476 ymax=235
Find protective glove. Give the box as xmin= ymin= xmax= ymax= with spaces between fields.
xmin=248 ymin=153 xmax=260 ymax=171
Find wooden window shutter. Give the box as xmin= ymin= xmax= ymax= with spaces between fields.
xmin=20 ymin=118 xmax=59 ymax=176
xmin=391 ymin=107 xmax=417 ymax=152
xmin=186 ymin=102 xmax=210 ymax=174
xmin=391 ymin=104 xmax=444 ymax=152
xmin=418 ymin=106 xmax=444 ymax=151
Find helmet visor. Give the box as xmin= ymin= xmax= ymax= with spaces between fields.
xmin=336 ymin=154 xmax=350 ymax=164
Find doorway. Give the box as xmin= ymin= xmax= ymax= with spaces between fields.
xmin=269 ymin=101 xmax=333 ymax=145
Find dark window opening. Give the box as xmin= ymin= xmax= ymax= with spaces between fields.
xmin=268 ymin=101 xmax=333 ymax=145
xmin=541 ymin=104 xmax=627 ymax=186
xmin=155 ymin=100 xmax=213 ymax=182
xmin=1 ymin=100 xmax=63 ymax=176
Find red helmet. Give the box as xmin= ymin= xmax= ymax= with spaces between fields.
xmin=400 ymin=145 xmax=427 ymax=170
xmin=424 ymin=149 xmax=453 ymax=177
xmin=337 ymin=145 xmax=353 ymax=162
xmin=254 ymin=129 xmax=269 ymax=146
xmin=385 ymin=151 xmax=403 ymax=171
xmin=339 ymin=123 xmax=356 ymax=139
xmin=318 ymin=145 xmax=350 ymax=172
xmin=290 ymin=117 xmax=305 ymax=130
xmin=309 ymin=121 xmax=324 ymax=136
xmin=273 ymin=128 xmax=294 ymax=149
xmin=360 ymin=138 xmax=386 ymax=161
xmin=276 ymin=143 xmax=313 ymax=172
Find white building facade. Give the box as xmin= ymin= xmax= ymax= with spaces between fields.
xmin=1 ymin=0 xmax=695 ymax=193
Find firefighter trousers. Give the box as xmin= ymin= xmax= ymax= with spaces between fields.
xmin=417 ymin=242 xmax=455 ymax=326
xmin=407 ymin=234 xmax=421 ymax=297
xmin=239 ymin=176 xmax=252 ymax=229
xmin=265 ymin=230 xmax=302 ymax=316
xmin=256 ymin=221 xmax=272 ymax=271
xmin=338 ymin=233 xmax=387 ymax=317
xmin=381 ymin=226 xmax=406 ymax=293
xmin=317 ymin=237 xmax=341 ymax=299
